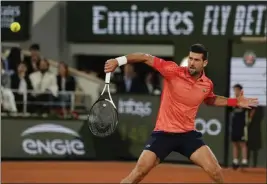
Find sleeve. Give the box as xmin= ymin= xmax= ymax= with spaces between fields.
xmin=152 ymin=57 xmax=180 ymax=80
xmin=204 ymin=82 xmax=216 ymax=105
xmin=29 ymin=73 xmax=37 ymax=91
xmin=48 ymin=74 xmax=59 ymax=97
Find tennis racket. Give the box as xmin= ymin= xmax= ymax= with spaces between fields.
xmin=87 ymin=72 xmax=118 ymax=137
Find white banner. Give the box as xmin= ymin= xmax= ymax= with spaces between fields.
xmin=230 ymin=56 xmax=266 ymax=106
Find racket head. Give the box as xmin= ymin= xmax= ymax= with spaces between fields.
xmin=87 ymin=98 xmax=118 ymax=137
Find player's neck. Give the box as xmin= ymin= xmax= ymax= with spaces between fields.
xmin=192 ymin=73 xmax=202 ymax=80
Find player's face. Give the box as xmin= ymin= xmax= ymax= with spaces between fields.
xmin=188 ymin=52 xmax=208 ymax=76
xmin=234 ymin=87 xmax=241 ymax=97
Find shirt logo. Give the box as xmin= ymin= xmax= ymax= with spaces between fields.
xmin=202 ymin=88 xmax=207 ymax=93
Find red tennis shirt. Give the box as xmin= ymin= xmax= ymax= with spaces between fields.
xmin=152 ymin=57 xmax=215 ymax=133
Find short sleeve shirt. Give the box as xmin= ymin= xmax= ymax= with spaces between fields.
xmin=152 ymin=57 xmax=215 ymax=133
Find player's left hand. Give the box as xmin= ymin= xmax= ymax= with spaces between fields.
xmin=237 ymin=90 xmax=259 ymax=109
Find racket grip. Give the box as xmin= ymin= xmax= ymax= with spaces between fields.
xmin=105 ymin=72 xmax=111 ymax=84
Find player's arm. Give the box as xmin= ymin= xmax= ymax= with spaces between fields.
xmin=204 ymin=83 xmax=258 ymax=108
xmin=123 ymin=53 xmax=155 ymax=67
xmin=104 ymin=53 xmax=180 ymax=79
xmin=204 ymin=95 xmax=232 ymax=106
xmin=204 ymin=82 xmax=239 ymax=107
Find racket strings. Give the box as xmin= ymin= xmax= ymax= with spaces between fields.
xmin=88 ymin=99 xmax=118 ymax=137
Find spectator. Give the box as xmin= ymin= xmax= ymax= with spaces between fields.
xmin=56 ymin=62 xmax=76 ymax=109
xmin=24 ymin=44 xmax=41 ymax=74
xmin=5 ymin=47 xmax=22 ymax=75
xmin=11 ymin=62 xmax=34 ymax=113
xmin=29 ymin=58 xmax=58 ymax=113
xmin=116 ymin=64 xmax=147 ymax=94
xmin=145 ymin=72 xmax=161 ymax=95
xmin=24 ymin=54 xmax=41 ymax=75
xmin=29 ymin=43 xmax=41 ymax=57
xmin=1 ymin=60 xmax=11 ymax=88
xmin=1 ymin=60 xmax=17 ymax=112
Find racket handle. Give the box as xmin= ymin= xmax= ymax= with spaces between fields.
xmin=105 ymin=72 xmax=111 ymax=84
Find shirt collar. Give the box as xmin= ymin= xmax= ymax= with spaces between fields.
xmin=185 ymin=67 xmax=207 ymax=82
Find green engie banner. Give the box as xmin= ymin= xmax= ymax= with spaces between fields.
xmin=1 ymin=95 xmax=225 ymax=163
xmin=66 ymin=2 xmax=266 ymax=42
xmin=1 ymin=120 xmax=96 ymax=159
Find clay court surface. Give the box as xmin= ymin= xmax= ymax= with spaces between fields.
xmin=2 ymin=161 xmax=266 ymax=183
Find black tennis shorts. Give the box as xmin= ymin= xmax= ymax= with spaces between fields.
xmin=144 ymin=130 xmax=205 ymax=161
xmin=231 ymin=122 xmax=247 ymax=142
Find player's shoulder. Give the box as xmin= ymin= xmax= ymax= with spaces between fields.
xmin=203 ymin=75 xmax=214 ymax=86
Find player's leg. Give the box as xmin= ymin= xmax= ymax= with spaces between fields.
xmin=232 ymin=141 xmax=240 ymax=169
xmin=177 ymin=131 xmax=223 ymax=183
xmin=190 ymin=146 xmax=224 ymax=183
xmin=240 ymin=142 xmax=248 ymax=167
xmin=240 ymin=125 xmax=248 ymax=167
xmin=120 ymin=150 xmax=159 ymax=184
xmin=121 ymin=132 xmax=174 ymax=184
xmin=231 ymin=125 xmax=242 ymax=169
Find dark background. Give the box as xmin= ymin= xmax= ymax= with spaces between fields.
xmin=1 ymin=1 xmax=32 ymax=41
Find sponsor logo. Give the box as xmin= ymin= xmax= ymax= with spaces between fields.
xmin=195 ymin=118 xmax=222 ymax=136
xmin=1 ymin=5 xmax=21 ymax=28
xmin=91 ymin=4 xmax=266 ymax=36
xmin=21 ymin=124 xmax=85 ymax=156
xmin=92 ymin=4 xmax=194 ymax=35
xmin=243 ymin=51 xmax=256 ymax=67
xmin=118 ymin=98 xmax=152 ymax=117
xmin=202 ymin=4 xmax=266 ymax=36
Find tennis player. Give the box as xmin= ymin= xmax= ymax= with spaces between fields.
xmin=104 ymin=44 xmax=259 ymax=183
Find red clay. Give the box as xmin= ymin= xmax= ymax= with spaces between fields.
xmin=2 ymin=162 xmax=266 ymax=183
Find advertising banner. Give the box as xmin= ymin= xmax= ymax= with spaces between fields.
xmin=1 ymin=1 xmax=31 ymax=41
xmin=229 ymin=43 xmax=266 ymax=106
xmin=1 ymin=120 xmax=96 ymax=159
xmin=2 ymin=95 xmax=225 ymax=163
xmin=66 ymin=2 xmax=267 ymax=42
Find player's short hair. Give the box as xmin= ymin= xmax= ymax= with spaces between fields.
xmin=190 ymin=44 xmax=208 ymax=60
xmin=233 ymin=84 xmax=243 ymax=90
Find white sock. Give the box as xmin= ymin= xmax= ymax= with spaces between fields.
xmin=233 ymin=158 xmax=239 ymax=164
xmin=242 ymin=159 xmax=248 ymax=164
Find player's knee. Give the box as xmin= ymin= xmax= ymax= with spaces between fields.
xmin=133 ymin=164 xmax=150 ymax=178
xmin=204 ymin=164 xmax=222 ymax=179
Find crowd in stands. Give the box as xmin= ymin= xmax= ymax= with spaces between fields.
xmin=1 ymin=44 xmax=162 ymax=115
xmin=1 ymin=44 xmax=76 ymax=115
xmin=112 ymin=64 xmax=161 ymax=95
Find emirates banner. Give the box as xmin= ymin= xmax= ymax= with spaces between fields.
xmin=66 ymin=2 xmax=267 ymax=42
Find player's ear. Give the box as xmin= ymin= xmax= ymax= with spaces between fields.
xmin=203 ymin=60 xmax=208 ymax=67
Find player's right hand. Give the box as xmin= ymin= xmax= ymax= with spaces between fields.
xmin=104 ymin=59 xmax=118 ymax=73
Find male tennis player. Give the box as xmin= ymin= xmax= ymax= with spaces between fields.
xmin=104 ymin=44 xmax=258 ymax=183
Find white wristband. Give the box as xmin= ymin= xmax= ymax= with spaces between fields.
xmin=116 ymin=56 xmax=127 ymax=66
